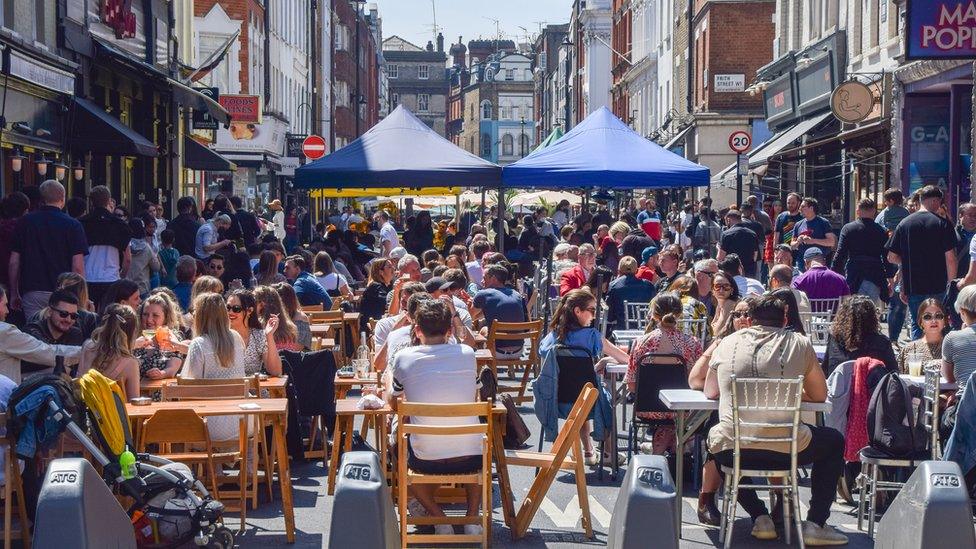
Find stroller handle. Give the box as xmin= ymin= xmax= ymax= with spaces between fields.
xmin=46 ymin=399 xmax=111 ymax=467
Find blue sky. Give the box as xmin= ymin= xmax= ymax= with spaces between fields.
xmin=375 ymin=0 xmax=570 ymax=53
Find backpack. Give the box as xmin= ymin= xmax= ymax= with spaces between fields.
xmin=867 ymin=372 xmax=928 ymax=458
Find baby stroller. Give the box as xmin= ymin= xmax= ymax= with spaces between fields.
xmin=7 ymin=370 xmax=234 ymax=548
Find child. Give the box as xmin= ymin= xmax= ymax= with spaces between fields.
xmin=159 ymin=229 xmax=180 ymax=288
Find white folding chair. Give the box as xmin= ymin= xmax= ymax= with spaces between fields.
xmin=808 ymin=297 xmax=841 ymax=315
xmin=623 ymin=301 xmax=650 ymax=330
xmin=719 ymin=376 xmax=805 ymax=549
xmin=799 ymin=312 xmax=832 ymax=345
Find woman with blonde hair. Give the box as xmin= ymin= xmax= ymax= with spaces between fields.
xmin=133 ymin=294 xmax=187 ymax=380
xmin=78 ymin=303 xmax=140 ymax=399
xmin=661 ymin=275 xmax=710 ymax=334
xmin=180 ymin=292 xmax=246 ymax=441
xmin=254 ymin=285 xmax=303 ymax=351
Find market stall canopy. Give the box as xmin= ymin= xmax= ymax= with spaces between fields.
xmin=310 ymin=186 xmax=462 ymax=198
xmin=295 ymin=105 xmax=502 ymax=189
xmin=508 ymin=190 xmax=582 ymax=208
xmin=502 ymin=106 xmax=709 ymax=189
xmin=533 ymin=125 xmax=564 ymax=152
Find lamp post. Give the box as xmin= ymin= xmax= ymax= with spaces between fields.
xmin=520 ymin=115 xmax=526 ymax=157
xmin=352 ymin=0 xmax=366 ymax=137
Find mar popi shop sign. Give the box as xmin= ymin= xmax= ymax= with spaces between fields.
xmin=906 ymin=0 xmax=976 ymax=59
xmin=217 ymin=94 xmax=262 ymax=124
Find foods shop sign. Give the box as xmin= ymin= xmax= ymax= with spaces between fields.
xmin=907 ymin=0 xmax=976 ymax=59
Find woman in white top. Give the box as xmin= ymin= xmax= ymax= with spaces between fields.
xmin=312 ymin=251 xmax=352 ymax=299
xmin=0 ymin=285 xmax=81 ymax=383
xmin=226 ymin=289 xmax=282 ymax=376
xmin=180 ymin=292 xmax=246 ymax=441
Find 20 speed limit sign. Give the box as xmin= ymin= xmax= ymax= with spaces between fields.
xmin=728 ymin=130 xmax=752 ymax=154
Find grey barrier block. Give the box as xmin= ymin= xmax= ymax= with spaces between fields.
xmin=327 ymin=451 xmax=401 ymax=549
xmin=607 ymin=454 xmax=678 ymax=549
xmin=33 ymin=458 xmax=136 ymax=548
xmin=877 ymin=460 xmax=975 ymax=548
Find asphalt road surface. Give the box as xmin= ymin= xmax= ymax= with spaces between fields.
xmin=240 ymin=400 xmax=880 ymax=548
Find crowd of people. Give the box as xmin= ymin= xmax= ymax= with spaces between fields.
xmin=3 ymin=178 xmax=976 ymax=544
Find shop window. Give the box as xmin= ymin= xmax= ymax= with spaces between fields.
xmin=502 ymin=134 xmax=514 ymax=156
xmin=905 ymin=98 xmax=950 ymax=195
xmin=481 ymin=133 xmax=491 ymax=157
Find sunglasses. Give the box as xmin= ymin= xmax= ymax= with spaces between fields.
xmin=226 ymin=304 xmax=245 ymax=313
xmin=922 ymin=313 xmax=945 ymax=321
xmin=714 ymin=283 xmax=733 ymax=291
xmin=731 ymin=311 xmax=751 ymax=319
xmin=51 ymin=307 xmax=79 ymax=320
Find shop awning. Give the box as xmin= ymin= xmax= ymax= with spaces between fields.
xmin=776 ymin=119 xmax=890 ymax=158
xmin=184 ymin=137 xmax=236 ymax=171
xmin=170 ymin=79 xmax=232 ymax=126
xmin=663 ymin=124 xmax=694 ymax=151
xmin=70 ymin=97 xmax=159 ymax=157
xmin=748 ymin=112 xmax=833 ymax=168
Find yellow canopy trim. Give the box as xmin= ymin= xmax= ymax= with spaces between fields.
xmin=310 ymin=187 xmax=462 ymax=198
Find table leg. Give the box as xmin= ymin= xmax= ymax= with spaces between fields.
xmin=327 ymin=416 xmax=348 ymax=495
xmin=491 ymin=415 xmax=516 ymax=531
xmin=674 ymin=410 xmax=685 ymax=538
xmin=271 ymin=413 xmax=295 ymax=543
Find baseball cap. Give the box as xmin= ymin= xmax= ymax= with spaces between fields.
xmin=803 ymin=247 xmax=825 ymax=261
xmin=641 ymin=246 xmax=660 ymax=264
xmin=424 ymin=276 xmax=451 ymax=293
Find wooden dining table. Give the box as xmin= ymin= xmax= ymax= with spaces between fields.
xmin=139 ymin=376 xmax=290 ymax=398
xmin=325 ymin=397 xmax=517 ymax=529
xmin=334 ymin=372 xmax=381 ymax=399
xmin=125 ymin=398 xmax=297 ymax=543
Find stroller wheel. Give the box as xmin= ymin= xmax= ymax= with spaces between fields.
xmin=206 ymin=526 xmax=235 ymax=549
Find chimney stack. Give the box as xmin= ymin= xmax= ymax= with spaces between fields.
xmin=436 ymin=32 xmax=444 ymax=53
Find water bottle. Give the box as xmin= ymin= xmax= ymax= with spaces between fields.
xmin=119 ymin=449 xmax=137 ymax=480
xmin=355 ymin=331 xmax=370 ymax=378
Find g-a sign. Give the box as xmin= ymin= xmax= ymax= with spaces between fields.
xmin=906 ymin=0 xmax=976 ymax=59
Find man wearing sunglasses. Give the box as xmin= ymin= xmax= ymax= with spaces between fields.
xmin=22 ymin=289 xmax=85 ymax=375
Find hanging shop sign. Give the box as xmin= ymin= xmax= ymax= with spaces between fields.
xmin=217 ymin=94 xmax=262 ymax=124
xmin=763 ymin=72 xmax=796 ymax=128
xmin=906 ymin=0 xmax=976 ymax=60
xmin=830 ymin=81 xmax=875 ymax=123
xmin=795 ymin=53 xmax=834 ymax=116
xmin=5 ymin=49 xmax=75 ymax=95
xmin=191 ymin=87 xmax=220 ymax=130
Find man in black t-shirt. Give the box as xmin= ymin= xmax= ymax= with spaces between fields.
xmin=718 ymin=209 xmax=759 ymax=278
xmin=885 ymin=185 xmax=958 ymax=339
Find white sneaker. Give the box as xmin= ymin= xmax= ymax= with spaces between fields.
xmin=750 ymin=514 xmax=777 ymax=540
xmin=802 ymin=521 xmax=849 ymax=546
xmin=463 ymin=524 xmax=483 ymax=536
xmin=406 ymin=498 xmax=428 ymax=518
xmin=434 ymin=524 xmax=454 ymax=535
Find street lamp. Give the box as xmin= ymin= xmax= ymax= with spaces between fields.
xmin=520 ymin=116 xmax=526 ymax=157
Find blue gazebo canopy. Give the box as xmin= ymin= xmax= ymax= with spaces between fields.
xmin=502 ymin=106 xmax=709 ymax=188
xmin=294 ymin=105 xmax=501 ymax=189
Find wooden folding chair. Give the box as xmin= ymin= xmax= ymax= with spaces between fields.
xmin=137 ymin=408 xmax=248 ymax=530
xmin=172 ymin=377 xmax=273 ymax=507
xmin=308 ymin=310 xmax=347 ymax=365
xmin=397 ymin=401 xmax=492 ymax=548
xmin=164 ymin=381 xmax=261 ymax=515
xmin=330 ymin=295 xmax=345 ymax=311
xmin=485 ymin=319 xmax=543 ymax=403
xmin=301 ymin=304 xmax=324 ymax=313
xmin=504 ymin=383 xmax=598 ymax=540
xmin=0 ymin=413 xmax=30 ymax=549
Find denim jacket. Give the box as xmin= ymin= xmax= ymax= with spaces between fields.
xmin=944 ymin=373 xmax=976 ymax=476
xmin=13 ymin=386 xmax=62 ymax=459
xmin=533 ymin=328 xmax=614 ymax=442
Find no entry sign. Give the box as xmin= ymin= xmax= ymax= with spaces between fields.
xmin=302 ymin=135 xmax=327 ymax=160
xmin=728 ymin=130 xmax=752 ymax=154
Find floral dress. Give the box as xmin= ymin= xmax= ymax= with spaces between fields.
xmin=241 ymin=329 xmax=268 ymax=376
xmin=626 ymin=327 xmax=703 ymax=454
